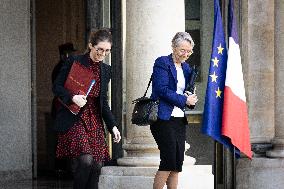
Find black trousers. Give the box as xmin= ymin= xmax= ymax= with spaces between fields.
xmin=150 ymin=117 xmax=187 ymax=172
xmin=72 ymin=154 xmax=102 ymax=189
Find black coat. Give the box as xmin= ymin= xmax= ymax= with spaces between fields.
xmin=52 ymin=53 xmax=117 ymax=133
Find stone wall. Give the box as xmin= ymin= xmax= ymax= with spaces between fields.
xmin=0 ymin=0 xmax=32 ymax=181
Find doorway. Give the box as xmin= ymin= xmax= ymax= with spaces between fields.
xmin=33 ymin=0 xmax=123 ymax=177
xmin=35 ymin=0 xmax=86 ymax=175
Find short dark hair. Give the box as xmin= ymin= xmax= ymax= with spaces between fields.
xmin=88 ymin=28 xmax=112 ymax=47
xmin=58 ymin=42 xmax=76 ymax=55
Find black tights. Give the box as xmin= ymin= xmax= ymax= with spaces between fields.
xmin=72 ymin=154 xmax=102 ymax=189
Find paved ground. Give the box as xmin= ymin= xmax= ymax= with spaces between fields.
xmin=0 ymin=165 xmax=214 ymax=189
xmin=0 ymin=177 xmax=73 ymax=189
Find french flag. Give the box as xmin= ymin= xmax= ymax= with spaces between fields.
xmin=221 ymin=0 xmax=252 ymax=158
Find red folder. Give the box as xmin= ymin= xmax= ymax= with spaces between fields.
xmin=61 ymin=61 xmax=96 ymax=115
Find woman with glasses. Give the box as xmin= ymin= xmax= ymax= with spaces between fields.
xmin=53 ymin=29 xmax=121 ymax=189
xmin=150 ymin=32 xmax=198 ymax=189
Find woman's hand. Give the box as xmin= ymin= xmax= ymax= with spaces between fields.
xmin=184 ymin=91 xmax=198 ymax=106
xmin=112 ymin=126 xmax=121 ymax=143
xmin=72 ymin=95 xmax=87 ymax=107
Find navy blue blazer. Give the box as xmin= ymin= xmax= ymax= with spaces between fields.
xmin=52 ymin=53 xmax=117 ymax=133
xmin=151 ymin=54 xmax=192 ymax=121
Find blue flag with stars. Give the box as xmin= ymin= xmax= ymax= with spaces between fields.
xmin=202 ymin=0 xmax=235 ymax=151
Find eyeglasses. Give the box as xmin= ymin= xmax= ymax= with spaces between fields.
xmin=179 ymin=49 xmax=193 ymax=55
xmin=94 ymin=46 xmax=111 ymax=55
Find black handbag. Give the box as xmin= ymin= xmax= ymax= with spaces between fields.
xmin=131 ymin=75 xmax=159 ymax=126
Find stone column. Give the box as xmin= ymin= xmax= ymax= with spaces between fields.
xmin=266 ymin=1 xmax=284 ymax=158
xmin=235 ymin=1 xmax=284 ymax=189
xmin=242 ymin=0 xmax=275 ymax=156
xmin=0 ymin=0 xmax=32 ymax=181
xmin=117 ymin=0 xmax=185 ymax=166
xmin=99 ymin=0 xmax=186 ymax=188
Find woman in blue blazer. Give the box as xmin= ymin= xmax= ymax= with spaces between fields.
xmin=150 ymin=32 xmax=198 ymax=189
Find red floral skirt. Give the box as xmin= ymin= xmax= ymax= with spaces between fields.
xmin=56 ymin=98 xmax=110 ymax=162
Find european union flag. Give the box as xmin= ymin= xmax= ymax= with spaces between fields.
xmin=202 ymin=0 xmax=235 ymax=151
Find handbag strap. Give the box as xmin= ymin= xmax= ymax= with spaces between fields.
xmin=143 ymin=75 xmax=153 ymax=97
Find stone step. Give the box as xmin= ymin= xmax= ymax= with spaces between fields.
xmin=99 ymin=165 xmax=214 ymax=189
xmin=176 ymin=165 xmax=214 ymax=189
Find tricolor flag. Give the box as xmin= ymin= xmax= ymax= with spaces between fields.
xmin=202 ymin=0 xmax=235 ymax=151
xmin=221 ymin=0 xmax=252 ymax=158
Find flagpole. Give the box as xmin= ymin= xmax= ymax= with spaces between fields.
xmin=223 ymin=145 xmax=227 ymax=189
xmin=214 ymin=141 xmax=218 ymax=189
xmin=233 ymin=147 xmax=236 ymax=189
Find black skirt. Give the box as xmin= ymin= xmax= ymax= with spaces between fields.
xmin=150 ymin=117 xmax=187 ymax=172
